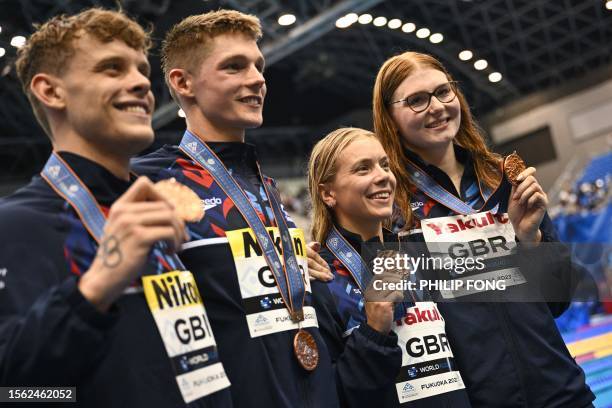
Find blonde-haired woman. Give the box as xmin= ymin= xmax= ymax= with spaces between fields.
xmin=308 ymin=127 xmax=471 ymax=407
xmin=372 ymin=51 xmax=594 ymax=407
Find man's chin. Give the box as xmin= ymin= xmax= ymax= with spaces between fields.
xmin=122 ymin=130 xmax=155 ymax=154
xmin=243 ymin=119 xmax=264 ymax=129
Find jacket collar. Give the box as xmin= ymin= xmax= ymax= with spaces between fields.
xmin=57 ymin=151 xmax=131 ymax=207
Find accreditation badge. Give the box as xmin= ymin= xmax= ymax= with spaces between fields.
xmin=142 ymin=270 xmax=230 ymax=403
xmin=394 ymin=302 xmax=465 ymax=403
xmin=421 ymin=211 xmax=526 ymax=298
xmin=226 ymin=227 xmax=318 ymax=337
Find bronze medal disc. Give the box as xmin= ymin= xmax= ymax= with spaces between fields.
xmin=503 ymin=151 xmax=526 ymax=186
xmin=293 ymin=329 xmax=319 ymax=371
xmin=154 ymin=178 xmax=204 ymax=222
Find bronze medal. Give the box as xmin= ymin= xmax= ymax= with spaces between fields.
xmin=503 ymin=151 xmax=526 ymax=186
xmin=154 ymin=178 xmax=205 ymax=222
xmin=293 ymin=329 xmax=319 ymax=371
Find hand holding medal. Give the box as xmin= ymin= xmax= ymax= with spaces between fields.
xmin=153 ymin=178 xmax=204 ymax=222
xmin=70 ymin=175 xmax=189 ymax=313
xmin=363 ymin=250 xmax=406 ymax=334
xmin=503 ymin=151 xmax=526 ymax=186
xmin=504 ymin=152 xmax=548 ymax=243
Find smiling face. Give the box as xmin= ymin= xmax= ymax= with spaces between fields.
xmin=59 ymin=34 xmax=154 ymax=156
xmin=389 ymin=68 xmax=461 ymax=156
xmin=322 ymin=137 xmax=396 ymax=235
xmin=188 ymin=32 xmax=266 ymax=140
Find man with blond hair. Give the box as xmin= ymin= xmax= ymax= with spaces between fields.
xmin=0 ymin=8 xmax=232 ymax=407
xmin=133 ymin=9 xmax=339 ymax=407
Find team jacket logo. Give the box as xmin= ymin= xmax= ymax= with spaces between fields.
xmin=425 ymin=212 xmax=508 ymax=235
xmin=411 ymin=201 xmax=424 ymax=210
xmin=202 ymin=197 xmax=222 ymax=211
xmin=396 ymin=305 xmax=443 ymax=326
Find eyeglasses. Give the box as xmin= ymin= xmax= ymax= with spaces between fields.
xmin=390 ymin=81 xmax=458 ymax=113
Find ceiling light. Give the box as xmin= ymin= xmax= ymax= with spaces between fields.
xmin=373 ymin=16 xmax=387 ymax=27
xmin=178 ymin=109 xmax=186 ymax=118
xmin=429 ymin=33 xmax=443 ymax=43
xmin=387 ymin=19 xmax=402 ymax=29
xmin=458 ymin=50 xmax=473 ymax=61
xmin=488 ymin=72 xmax=502 ymax=82
xmin=474 ymin=59 xmax=488 ymax=70
xmin=336 ymin=16 xmax=351 ymax=28
xmin=358 ymin=14 xmax=373 ymax=24
xmin=10 ymin=36 xmax=26 ymax=48
xmin=402 ymin=23 xmax=416 ymax=33
xmin=278 ymin=14 xmax=296 ymax=26
xmin=0 ymin=48 xmax=5 ymax=58
xmin=607 ymin=0 xmax=612 ymax=10
xmin=345 ymin=13 xmax=358 ymax=24
xmin=337 ymin=13 xmax=358 ymax=28
xmin=416 ymin=28 xmax=430 ymax=38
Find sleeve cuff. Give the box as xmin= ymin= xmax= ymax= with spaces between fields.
xmin=357 ymin=323 xmax=398 ymax=347
xmin=58 ymin=277 xmax=119 ymax=330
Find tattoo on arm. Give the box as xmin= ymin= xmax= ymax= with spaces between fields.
xmin=99 ymin=235 xmax=122 ymax=268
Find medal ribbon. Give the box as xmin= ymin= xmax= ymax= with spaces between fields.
xmin=325 ymin=226 xmax=412 ymax=320
xmin=41 ymin=152 xmax=184 ymax=271
xmin=405 ymin=159 xmax=500 ymax=216
xmin=179 ymin=131 xmax=306 ymax=321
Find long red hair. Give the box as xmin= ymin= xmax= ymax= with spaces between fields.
xmin=372 ymin=52 xmax=502 ymax=228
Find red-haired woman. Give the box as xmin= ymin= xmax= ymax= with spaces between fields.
xmin=371 ymin=51 xmax=594 ymax=408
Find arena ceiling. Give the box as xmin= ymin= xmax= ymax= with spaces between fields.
xmin=1 ymin=0 xmax=611 ymax=182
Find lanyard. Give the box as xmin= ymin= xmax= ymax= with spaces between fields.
xmin=179 ymin=131 xmax=306 ymax=322
xmin=41 ymin=152 xmax=184 ymax=271
xmin=325 ymin=226 xmax=415 ymax=320
xmin=405 ymin=159 xmax=500 ymax=215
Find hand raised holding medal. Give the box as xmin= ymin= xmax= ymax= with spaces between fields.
xmin=73 ymin=175 xmax=189 ymax=313
xmin=153 ymin=178 xmax=204 ymax=222
xmin=504 ymin=151 xmax=548 ymax=243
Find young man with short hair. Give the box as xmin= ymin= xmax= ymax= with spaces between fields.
xmin=0 ymin=8 xmax=231 ymax=407
xmin=133 ymin=10 xmax=339 ymax=407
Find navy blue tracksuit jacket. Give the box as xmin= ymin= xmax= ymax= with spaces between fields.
xmin=132 ymin=141 xmax=339 ymax=408
xmin=0 ymin=152 xmax=232 ymax=407
xmin=393 ymin=145 xmax=595 ymax=408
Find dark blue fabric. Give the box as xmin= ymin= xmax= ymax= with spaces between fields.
xmin=0 ymin=153 xmax=232 ymax=407
xmin=132 ymin=143 xmax=339 ymax=408
xmin=392 ymin=145 xmax=595 ymax=408
xmin=315 ymin=227 xmax=471 ymax=407
xmin=311 ymin=279 xmax=403 ymax=408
